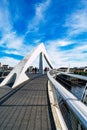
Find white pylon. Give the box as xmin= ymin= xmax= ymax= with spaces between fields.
xmin=0 ymin=43 xmax=53 ymax=88
xmin=39 ymin=52 xmax=44 ymax=74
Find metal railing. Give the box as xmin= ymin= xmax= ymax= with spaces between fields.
xmin=47 ymin=71 xmax=87 ymax=129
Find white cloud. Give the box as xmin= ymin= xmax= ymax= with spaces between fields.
xmin=0 ymin=1 xmax=12 ymax=34
xmin=7 ymin=35 xmax=24 ymax=49
xmin=0 ymin=57 xmax=20 ymax=67
xmin=4 ymin=50 xmax=20 ymax=55
xmin=35 ymin=0 xmax=50 ymax=19
xmin=65 ymin=3 xmax=87 ymax=36
xmin=49 ymin=39 xmax=73 ymax=46
xmin=48 ymin=38 xmax=72 ymax=49
xmin=58 ymin=1 xmax=87 ymax=67
xmin=0 ymin=1 xmax=24 ymax=50
xmin=45 ymin=40 xmax=70 ymax=68
xmin=27 ymin=0 xmax=50 ymax=33
xmin=45 ymin=39 xmax=87 ymax=68
xmin=59 ymin=43 xmax=87 ymax=67
xmin=0 ymin=1 xmax=35 ymax=66
xmin=0 ymin=32 xmax=24 ymax=50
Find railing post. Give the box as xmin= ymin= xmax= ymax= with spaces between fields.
xmin=70 ymin=111 xmax=78 ymax=130
xmin=81 ymin=82 xmax=87 ymax=104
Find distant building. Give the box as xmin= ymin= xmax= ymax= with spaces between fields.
xmin=58 ymin=67 xmax=68 ymax=72
xmin=84 ymin=66 xmax=87 ymax=72
xmin=0 ymin=62 xmax=2 ymax=67
xmin=0 ymin=64 xmax=13 ymax=77
xmin=2 ymin=65 xmax=9 ymax=69
xmin=58 ymin=67 xmax=86 ymax=73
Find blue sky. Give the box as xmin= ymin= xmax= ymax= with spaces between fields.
xmin=0 ymin=0 xmax=87 ymax=68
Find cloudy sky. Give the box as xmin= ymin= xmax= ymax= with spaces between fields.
xmin=0 ymin=0 xmax=87 ymax=68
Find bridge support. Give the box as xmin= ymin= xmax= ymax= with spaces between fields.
xmin=39 ymin=52 xmax=44 ymax=74
xmin=0 ymin=43 xmax=53 ymax=88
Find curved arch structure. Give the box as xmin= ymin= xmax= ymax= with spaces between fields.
xmin=0 ymin=43 xmax=54 ymax=88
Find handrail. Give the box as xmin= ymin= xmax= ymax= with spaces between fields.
xmin=59 ymin=71 xmax=87 ymax=81
xmin=47 ymin=71 xmax=87 ymax=129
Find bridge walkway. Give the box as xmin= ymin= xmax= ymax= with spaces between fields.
xmin=0 ymin=74 xmax=55 ymax=130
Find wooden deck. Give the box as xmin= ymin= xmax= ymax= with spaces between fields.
xmin=0 ymin=74 xmax=56 ymax=130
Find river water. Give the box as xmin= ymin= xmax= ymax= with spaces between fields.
xmin=71 ymin=85 xmax=84 ymax=100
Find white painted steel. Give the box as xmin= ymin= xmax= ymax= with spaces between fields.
xmin=48 ymin=81 xmax=68 ymax=130
xmin=0 ymin=43 xmax=53 ymax=88
xmin=47 ymin=71 xmax=87 ymax=129
xmin=81 ymin=83 xmax=87 ymax=104
xmin=60 ymin=72 xmax=87 ymax=81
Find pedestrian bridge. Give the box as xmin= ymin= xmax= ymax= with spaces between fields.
xmin=0 ymin=44 xmax=87 ymax=130
xmin=0 ymin=72 xmax=87 ymax=130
